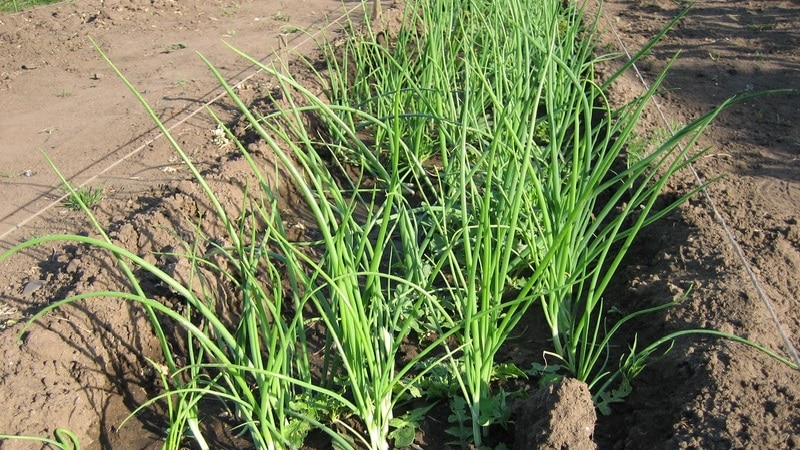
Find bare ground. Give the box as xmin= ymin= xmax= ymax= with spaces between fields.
xmin=1 ymin=0 xmax=799 ymax=449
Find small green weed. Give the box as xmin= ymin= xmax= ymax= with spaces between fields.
xmin=272 ymin=11 xmax=290 ymax=21
xmin=746 ymin=22 xmax=774 ymax=33
xmin=161 ymin=43 xmax=187 ymax=54
xmin=61 ymin=186 xmax=104 ymax=210
xmin=221 ymin=4 xmax=238 ymax=17
xmin=280 ymin=25 xmax=303 ymax=34
xmin=625 ymin=124 xmax=677 ymax=171
xmin=175 ymin=78 xmax=194 ymax=88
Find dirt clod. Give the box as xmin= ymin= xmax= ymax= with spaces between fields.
xmin=514 ymin=378 xmax=597 ymax=450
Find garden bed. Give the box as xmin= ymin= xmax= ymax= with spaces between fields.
xmin=1 ymin=0 xmax=798 ymax=449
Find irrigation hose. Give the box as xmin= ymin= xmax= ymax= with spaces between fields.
xmin=598 ymin=1 xmax=800 ymax=369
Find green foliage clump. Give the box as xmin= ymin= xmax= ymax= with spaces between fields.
xmin=0 ymin=0 xmax=63 ymax=13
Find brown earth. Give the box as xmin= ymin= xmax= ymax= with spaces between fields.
xmin=1 ymin=0 xmax=799 ymax=449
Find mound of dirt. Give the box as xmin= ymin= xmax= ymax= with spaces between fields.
xmin=514 ymin=378 xmax=597 ymax=450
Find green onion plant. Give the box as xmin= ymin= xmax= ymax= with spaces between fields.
xmin=321 ymin=0 xmax=799 ymax=445
xmin=0 ymin=429 xmax=80 ymax=450
xmin=209 ymin=43 xmax=464 ymax=449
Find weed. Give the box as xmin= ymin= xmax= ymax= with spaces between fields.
xmin=747 ymin=22 xmax=774 ymax=33
xmin=272 ymin=11 xmax=289 ymax=22
xmin=280 ymin=25 xmax=303 ymax=34
xmin=161 ymin=43 xmax=187 ymax=54
xmin=175 ymin=78 xmax=193 ymax=88
xmin=61 ymin=185 xmax=103 ymax=210
xmin=221 ymin=4 xmax=238 ymax=18
xmin=625 ymin=124 xmax=678 ymax=171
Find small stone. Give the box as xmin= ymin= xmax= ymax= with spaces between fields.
xmin=22 ymin=279 xmax=46 ymax=296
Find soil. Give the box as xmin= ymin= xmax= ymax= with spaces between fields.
xmin=1 ymin=0 xmax=799 ymax=449
xmin=514 ymin=379 xmax=597 ymax=450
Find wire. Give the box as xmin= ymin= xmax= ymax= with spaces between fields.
xmin=599 ymin=2 xmax=800 ymax=368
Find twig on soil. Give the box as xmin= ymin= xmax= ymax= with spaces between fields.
xmin=372 ymin=0 xmax=381 ymax=20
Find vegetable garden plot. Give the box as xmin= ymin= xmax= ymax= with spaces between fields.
xmin=2 ymin=0 xmax=798 ymax=449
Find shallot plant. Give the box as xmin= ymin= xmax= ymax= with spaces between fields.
xmin=322 ymin=0 xmax=799 ymax=445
